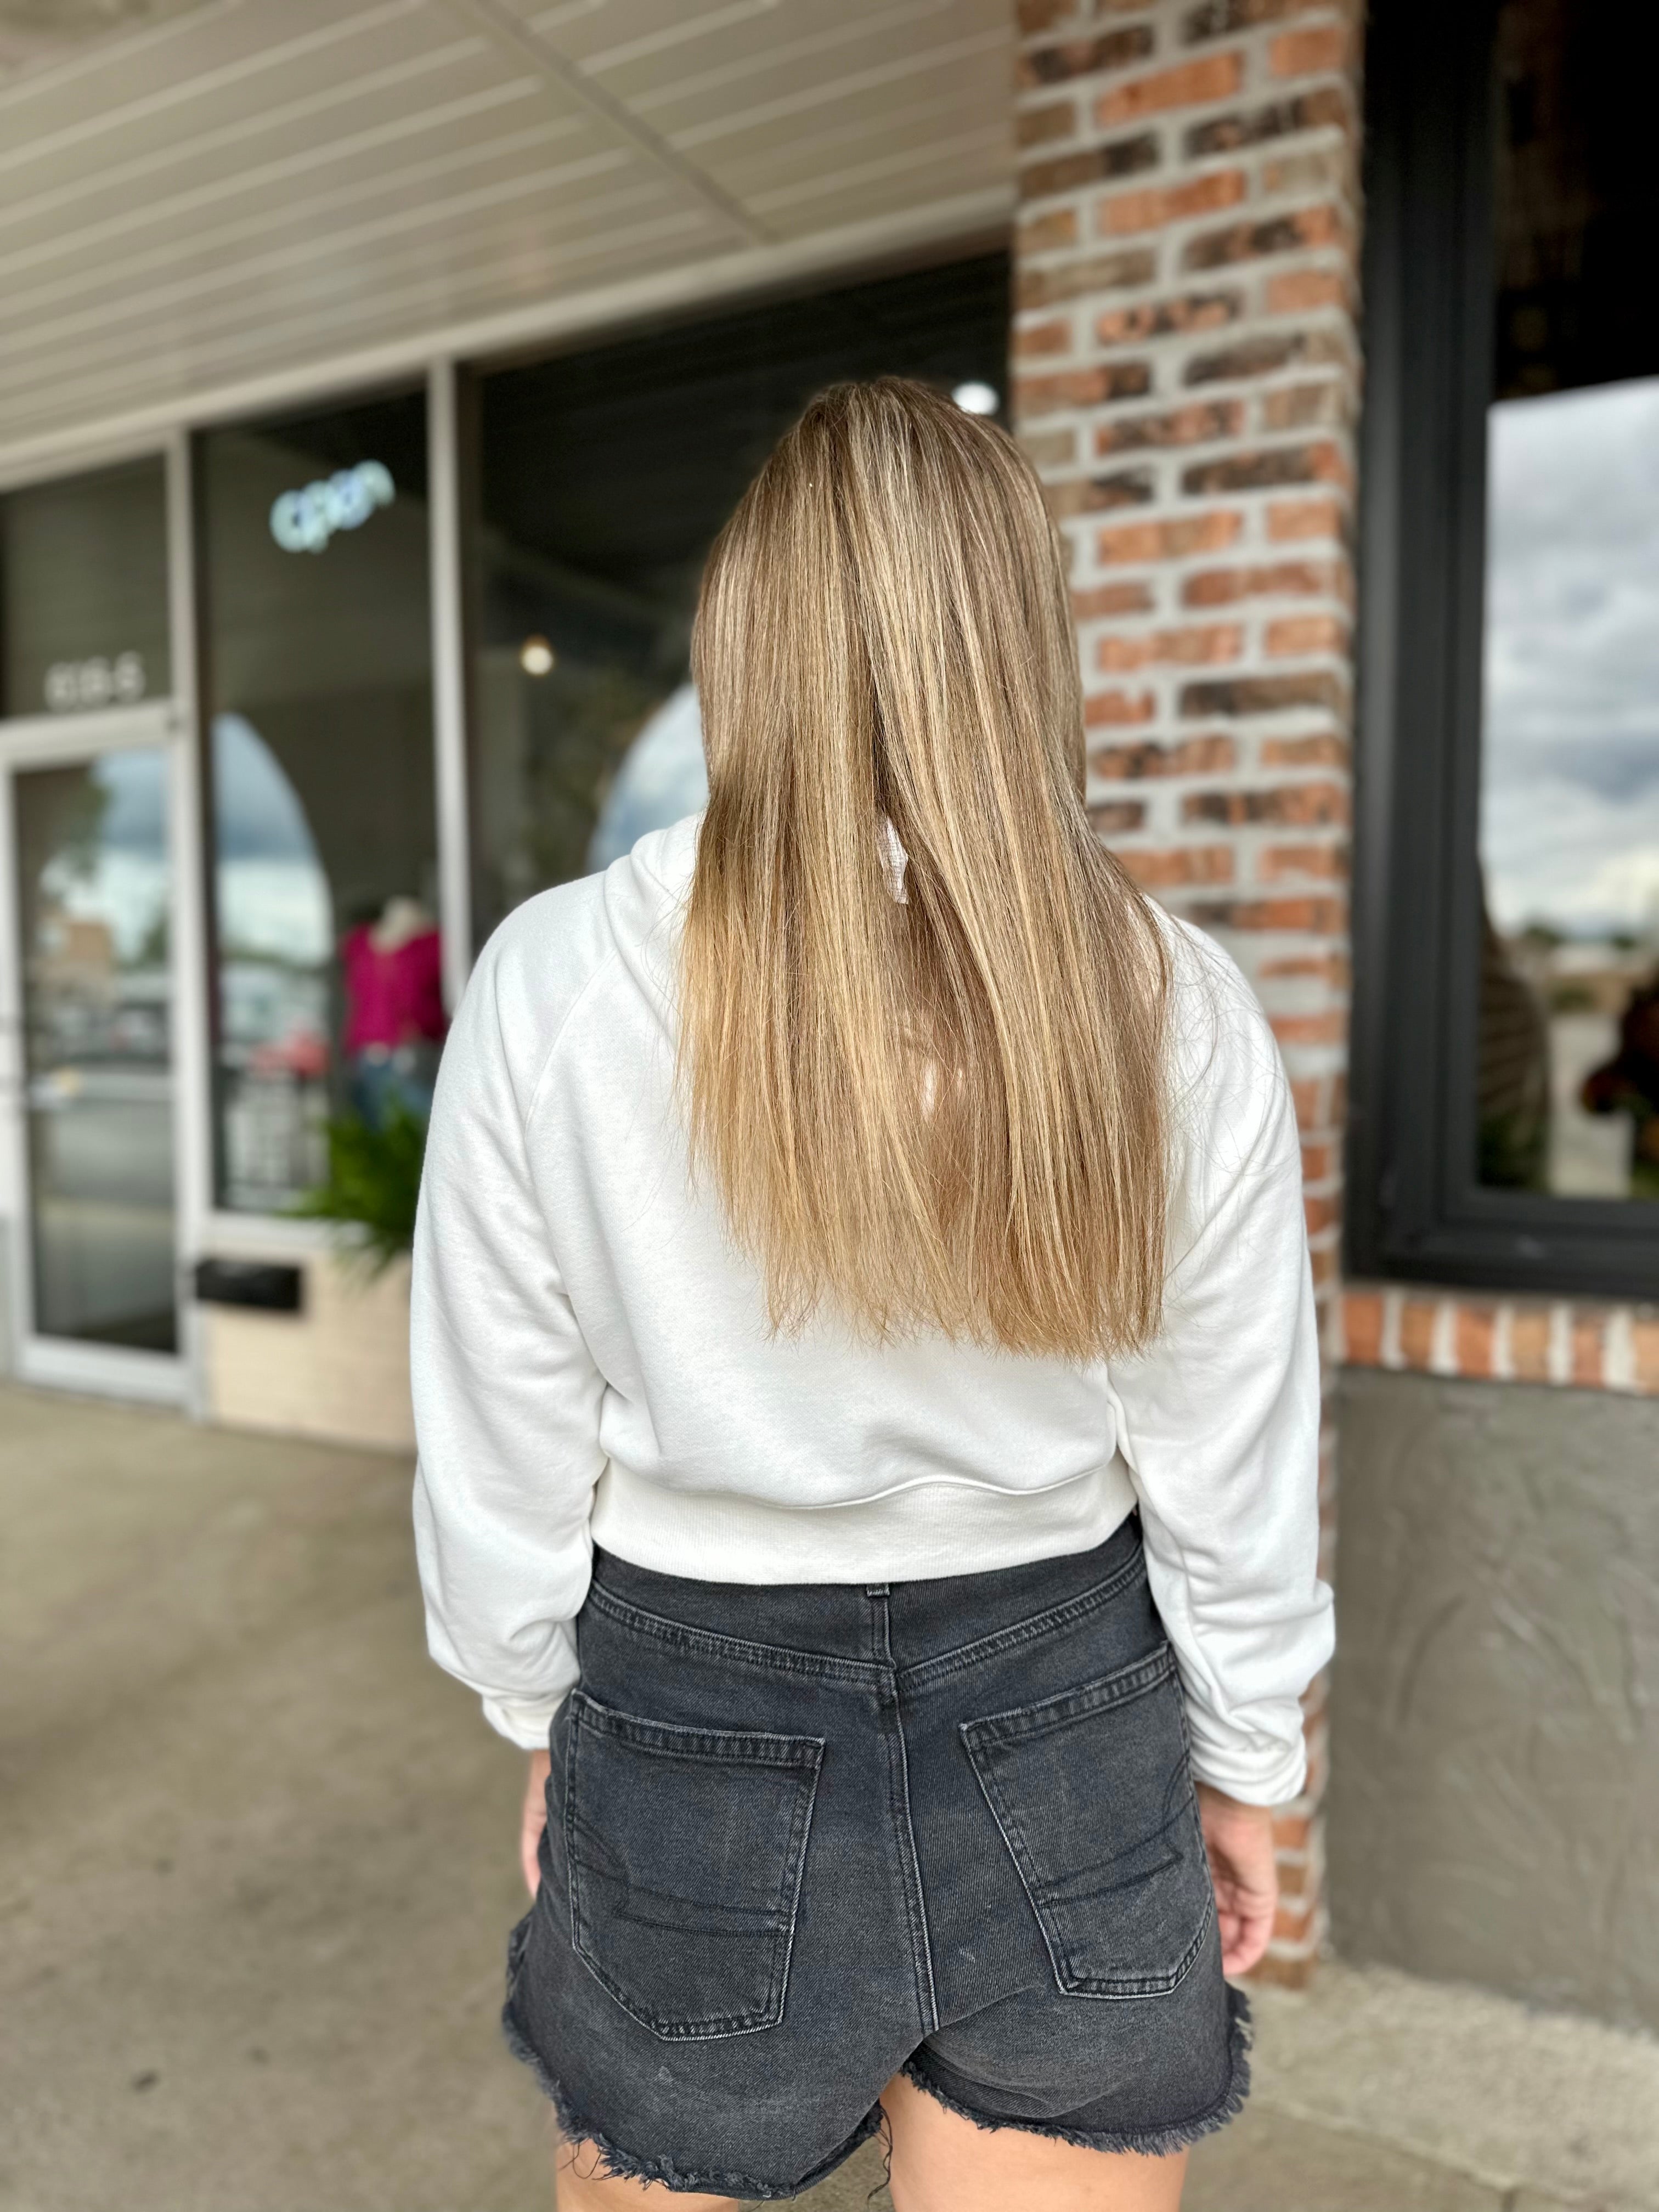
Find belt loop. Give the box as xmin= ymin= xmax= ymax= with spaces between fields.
xmin=864 ymin=1582 xmax=890 ymax=1598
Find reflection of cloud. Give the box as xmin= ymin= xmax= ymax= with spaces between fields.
xmin=213 ymin=712 xmax=323 ymax=863
xmin=37 ymin=752 xmax=166 ymax=960
xmin=212 ymin=713 xmax=331 ymax=960
xmin=1485 ymin=775 xmax=1659 ymax=935
xmin=587 ymin=682 xmax=708 ymax=873
xmin=42 ymin=849 xmax=167 ymax=964
xmin=91 ymin=746 xmax=167 ymax=853
xmin=1497 ymin=733 xmax=1659 ymax=806
xmin=1482 ymin=379 xmax=1659 ymax=934
xmin=218 ymin=860 xmax=331 ymax=962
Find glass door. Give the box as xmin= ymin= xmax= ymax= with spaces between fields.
xmin=2 ymin=707 xmax=182 ymax=1391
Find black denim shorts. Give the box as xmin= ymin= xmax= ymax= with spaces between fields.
xmin=503 ymin=1513 xmax=1249 ymax=2199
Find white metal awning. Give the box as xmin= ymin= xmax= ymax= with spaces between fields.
xmin=0 ymin=0 xmax=1013 ymax=471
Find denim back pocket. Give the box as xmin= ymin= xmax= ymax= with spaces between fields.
xmin=960 ymin=1643 xmax=1212 ymax=1999
xmin=564 ymin=1690 xmax=825 ymax=2041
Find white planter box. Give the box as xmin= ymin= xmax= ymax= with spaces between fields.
xmin=200 ymin=1250 xmax=413 ymax=1452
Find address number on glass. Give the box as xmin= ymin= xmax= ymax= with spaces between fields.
xmin=44 ymin=653 xmax=146 ymax=712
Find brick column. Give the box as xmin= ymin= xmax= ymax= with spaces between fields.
xmin=1013 ymin=0 xmax=1362 ymax=1984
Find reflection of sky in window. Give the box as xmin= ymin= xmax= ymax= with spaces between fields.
xmin=212 ymin=712 xmax=331 ymax=963
xmin=39 ymin=748 xmax=167 ymax=963
xmin=1481 ymin=379 xmax=1659 ymax=941
xmin=586 ymin=681 xmax=708 ymax=873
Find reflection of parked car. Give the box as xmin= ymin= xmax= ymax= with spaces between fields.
xmin=1478 ymin=907 xmax=1550 ymax=1189
xmin=1581 ymin=970 xmax=1659 ymax=1179
xmin=248 ymin=1028 xmax=329 ymax=1081
xmin=109 ymin=1004 xmax=168 ymax=1058
xmin=218 ymin=958 xmax=330 ymax=1058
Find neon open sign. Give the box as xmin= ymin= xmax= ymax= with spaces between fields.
xmin=269 ymin=459 xmax=394 ymax=554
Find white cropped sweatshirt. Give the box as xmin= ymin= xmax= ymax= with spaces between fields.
xmin=411 ymin=814 xmax=1334 ymax=1805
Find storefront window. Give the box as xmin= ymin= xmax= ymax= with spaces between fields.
xmin=1 ymin=457 xmax=170 ymax=718
xmin=1477 ymin=0 xmax=1659 ymax=1200
xmin=15 ymin=746 xmax=176 ymax=1352
xmin=198 ymin=390 xmax=438 ymax=1215
xmin=1352 ymin=0 xmax=1659 ymax=1293
xmin=468 ymin=253 xmax=1009 ymax=944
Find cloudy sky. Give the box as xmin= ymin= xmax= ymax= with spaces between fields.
xmin=212 ymin=712 xmax=331 ymax=963
xmin=35 ymin=746 xmax=166 ymax=965
xmin=33 ymin=716 xmax=334 ymax=974
xmin=1481 ymin=376 xmax=1659 ymax=941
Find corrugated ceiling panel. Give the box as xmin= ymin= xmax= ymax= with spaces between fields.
xmin=0 ymin=66 xmax=533 ymax=268
xmin=518 ymin=0 xmax=751 ymax=65
xmin=0 ymin=81 xmax=561 ymax=302
xmin=597 ymin=0 xmax=984 ymax=110
xmin=0 ymin=138 xmax=619 ymax=389
xmin=757 ymin=134 xmax=1012 ymax=242
xmin=0 ymin=41 xmax=510 ymax=253
xmin=0 ymin=150 xmax=690 ymax=409
xmin=0 ymin=203 xmax=726 ymax=435
xmin=0 ymin=168 xmax=732 ymax=427
xmin=0 ymin=1 xmax=435 ymax=172
xmin=528 ymin=0 xmax=940 ymax=82
xmin=692 ymin=49 xmax=1009 ymax=191
xmin=0 ymin=0 xmax=1012 ymax=453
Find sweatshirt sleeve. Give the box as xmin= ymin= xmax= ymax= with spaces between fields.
xmin=409 ymin=918 xmax=608 ymax=1751
xmin=1108 ymin=923 xmax=1334 ymax=1807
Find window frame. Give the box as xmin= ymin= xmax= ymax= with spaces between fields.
xmin=190 ymin=379 xmax=443 ymax=1222
xmin=1347 ymin=0 xmax=1659 ymax=1299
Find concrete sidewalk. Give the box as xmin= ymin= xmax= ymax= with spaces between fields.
xmin=2 ymin=1381 xmax=1654 ymax=2212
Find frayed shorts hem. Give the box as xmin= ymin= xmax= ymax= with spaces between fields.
xmin=900 ymin=1983 xmax=1253 ymax=2160
xmin=501 ymin=1994 xmax=887 ymax=2200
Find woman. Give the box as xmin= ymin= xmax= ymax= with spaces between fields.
xmin=411 ymin=379 xmax=1332 ymax=2211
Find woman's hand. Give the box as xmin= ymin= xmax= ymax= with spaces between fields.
xmin=1196 ymin=1782 xmax=1279 ymax=1978
xmin=521 ymin=1750 xmax=552 ymax=1896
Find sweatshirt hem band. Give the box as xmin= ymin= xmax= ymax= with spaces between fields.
xmin=589 ymin=1456 xmax=1140 ymax=1587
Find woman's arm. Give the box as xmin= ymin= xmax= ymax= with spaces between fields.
xmin=521 ymin=1750 xmax=554 ymax=1894
xmin=410 ymin=921 xmax=607 ymax=1751
xmin=1110 ymin=924 xmax=1335 ymax=1812
xmin=1197 ymin=1786 xmax=1279 ymax=1977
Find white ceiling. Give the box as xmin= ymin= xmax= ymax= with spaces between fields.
xmin=0 ymin=0 xmax=1013 ymax=463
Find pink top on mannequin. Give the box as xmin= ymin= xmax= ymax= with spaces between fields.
xmin=342 ymin=899 xmax=445 ymax=1054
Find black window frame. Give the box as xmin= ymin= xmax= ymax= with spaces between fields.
xmin=1347 ymin=0 xmax=1659 ymax=1299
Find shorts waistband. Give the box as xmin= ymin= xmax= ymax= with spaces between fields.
xmin=585 ymin=1509 xmax=1145 ymax=1685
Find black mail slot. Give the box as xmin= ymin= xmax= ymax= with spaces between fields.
xmin=193 ymin=1259 xmax=303 ymax=1314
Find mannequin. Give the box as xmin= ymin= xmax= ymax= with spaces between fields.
xmin=341 ymin=896 xmax=445 ymax=1124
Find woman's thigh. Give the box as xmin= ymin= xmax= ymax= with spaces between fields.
xmin=553 ymin=2136 xmax=741 ymax=2212
xmin=552 ymin=2087 xmax=1186 ymax=2212
xmin=881 ymin=2073 xmax=1187 ymax=2212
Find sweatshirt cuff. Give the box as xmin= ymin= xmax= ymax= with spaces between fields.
xmin=481 ymin=1691 xmax=566 ymax=1750
xmin=1184 ymin=1716 xmax=1308 ymax=1807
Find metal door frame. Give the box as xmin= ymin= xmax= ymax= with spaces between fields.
xmin=0 ymin=698 xmax=190 ymax=1403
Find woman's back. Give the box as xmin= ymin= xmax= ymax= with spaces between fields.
xmin=413 ymin=809 xmax=1322 ymax=1799
xmin=409 ymin=376 xmax=1332 ymax=2211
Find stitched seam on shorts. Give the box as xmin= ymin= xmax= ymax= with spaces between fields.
xmin=584 ymin=1580 xmax=887 ymax=1686
xmin=959 ymin=1641 xmax=1177 ymax=1744
xmin=896 ymin=1549 xmax=1149 ymax=1695
xmin=960 ymin=1646 xmax=1213 ymax=1999
xmin=961 ymin=1728 xmax=1214 ymax=1998
xmin=501 ymin=1976 xmax=888 ymax=2200
xmin=901 ymin=1989 xmax=1250 ymax=2153
xmin=567 ymin=1689 xmax=826 ymax=1766
xmin=563 ymin=1696 xmax=826 ymax=2039
xmin=869 ymin=1590 xmax=939 ymax=2036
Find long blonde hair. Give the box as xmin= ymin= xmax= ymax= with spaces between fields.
xmin=680 ymin=377 xmax=1170 ymax=1362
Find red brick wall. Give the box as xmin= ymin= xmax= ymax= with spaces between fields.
xmin=1012 ymin=0 xmax=1363 ymax=1984
xmin=1339 ymin=1285 xmax=1659 ymax=1393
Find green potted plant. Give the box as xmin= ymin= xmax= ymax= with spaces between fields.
xmin=290 ymin=1099 xmax=427 ymax=1275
